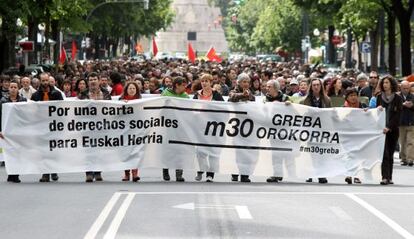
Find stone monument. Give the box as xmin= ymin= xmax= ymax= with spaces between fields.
xmin=155 ymin=0 xmax=228 ymax=54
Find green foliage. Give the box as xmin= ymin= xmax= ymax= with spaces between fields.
xmin=336 ymin=0 xmax=382 ymax=38
xmin=231 ymin=0 xmax=266 ymax=53
xmin=88 ymin=0 xmax=174 ymax=38
xmin=226 ymin=0 xmax=302 ymax=54
xmin=0 ymin=0 xmax=29 ymax=34
xmin=251 ymin=0 xmax=302 ymax=53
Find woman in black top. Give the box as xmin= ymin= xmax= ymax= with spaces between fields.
xmin=376 ymin=75 xmax=403 ymax=185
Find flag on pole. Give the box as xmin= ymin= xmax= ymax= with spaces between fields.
xmin=205 ymin=46 xmax=222 ymax=63
xmin=152 ymin=36 xmax=158 ymax=57
xmin=187 ymin=43 xmax=196 ymax=63
xmin=59 ymin=46 xmax=67 ymax=65
xmin=71 ymin=41 xmax=77 ymax=61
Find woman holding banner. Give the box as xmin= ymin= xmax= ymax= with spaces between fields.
xmin=300 ymin=78 xmax=331 ymax=184
xmin=376 ymin=76 xmax=403 ymax=185
xmin=0 ymin=80 xmax=27 ymax=183
xmin=119 ymin=82 xmax=142 ymax=182
xmin=228 ymin=73 xmax=256 ymax=183
xmin=263 ymin=79 xmax=291 ymax=183
xmin=193 ymin=74 xmax=224 ymax=182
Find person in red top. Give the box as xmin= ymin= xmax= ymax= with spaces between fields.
xmin=343 ymin=87 xmax=367 ymax=184
xmin=119 ymin=82 xmax=142 ymax=182
xmin=110 ymin=72 xmax=123 ymax=96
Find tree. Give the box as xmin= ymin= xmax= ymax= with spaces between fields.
xmin=251 ymin=0 xmax=302 ymax=54
xmin=225 ymin=0 xmax=267 ymax=54
xmin=87 ymin=0 xmax=174 ymax=58
xmin=389 ymin=0 xmax=413 ymax=76
xmin=0 ymin=0 xmax=28 ymax=71
xmin=293 ymin=0 xmax=343 ymax=65
xmin=336 ymin=0 xmax=382 ymax=71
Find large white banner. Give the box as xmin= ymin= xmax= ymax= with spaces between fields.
xmin=1 ymin=97 xmax=385 ymax=179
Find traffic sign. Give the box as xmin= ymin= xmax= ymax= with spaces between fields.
xmin=361 ymin=42 xmax=371 ymax=53
xmin=19 ymin=41 xmax=34 ymax=52
xmin=332 ymin=36 xmax=341 ymax=45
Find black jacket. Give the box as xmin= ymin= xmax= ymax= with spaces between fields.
xmin=376 ymin=94 xmax=403 ymax=131
xmin=0 ymin=95 xmax=27 ymax=131
xmin=264 ymin=91 xmax=289 ymax=103
xmin=360 ymin=85 xmax=374 ymax=99
xmin=400 ymin=92 xmax=414 ymax=126
xmin=193 ymin=90 xmax=224 ymax=101
xmin=31 ymin=86 xmax=63 ymax=101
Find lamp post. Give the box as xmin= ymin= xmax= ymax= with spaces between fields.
xmin=313 ymin=28 xmax=322 ymax=64
xmin=80 ymin=0 xmax=149 ymax=60
xmin=38 ymin=23 xmax=45 ymax=64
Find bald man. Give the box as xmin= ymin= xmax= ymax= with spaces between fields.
xmin=399 ymin=81 xmax=414 ymax=166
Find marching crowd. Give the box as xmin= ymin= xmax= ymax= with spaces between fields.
xmin=0 ymin=58 xmax=413 ymax=185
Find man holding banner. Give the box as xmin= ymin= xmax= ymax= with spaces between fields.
xmin=31 ymin=72 xmax=63 ymax=182
xmin=78 ymin=72 xmax=112 ymax=182
xmin=161 ymin=76 xmax=189 ymax=182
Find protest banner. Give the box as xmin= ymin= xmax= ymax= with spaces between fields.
xmin=1 ymin=97 xmax=385 ymax=179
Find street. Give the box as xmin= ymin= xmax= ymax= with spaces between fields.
xmin=1 ymin=155 xmax=414 ymax=239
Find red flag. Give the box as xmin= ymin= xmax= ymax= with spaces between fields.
xmin=187 ymin=43 xmax=196 ymax=63
xmin=71 ymin=41 xmax=77 ymax=61
xmin=205 ymin=46 xmax=222 ymax=63
xmin=152 ymin=36 xmax=158 ymax=57
xmin=59 ymin=46 xmax=67 ymax=65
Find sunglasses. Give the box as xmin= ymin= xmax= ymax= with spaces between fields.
xmin=369 ymin=76 xmax=378 ymax=79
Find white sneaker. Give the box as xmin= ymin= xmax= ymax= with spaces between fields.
xmin=206 ymin=176 xmax=213 ymax=182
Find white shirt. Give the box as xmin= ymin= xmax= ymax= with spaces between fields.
xmin=19 ymin=86 xmax=37 ymax=99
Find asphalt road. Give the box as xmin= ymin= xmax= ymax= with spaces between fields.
xmin=1 ymin=156 xmax=414 ymax=239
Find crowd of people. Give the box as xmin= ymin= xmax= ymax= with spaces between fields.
xmin=0 ymin=57 xmax=413 ymax=184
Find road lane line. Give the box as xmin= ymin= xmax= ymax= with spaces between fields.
xmin=329 ymin=206 xmax=352 ymax=221
xmin=346 ymin=193 xmax=414 ymax=239
xmin=84 ymin=192 xmax=121 ymax=239
xmin=235 ymin=206 xmax=252 ymax=219
xmin=213 ymin=193 xmax=233 ymax=238
xmin=122 ymin=192 xmax=414 ymax=195
xmin=103 ymin=193 xmax=135 ymax=239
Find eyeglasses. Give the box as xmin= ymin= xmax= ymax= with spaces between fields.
xmin=369 ymin=76 xmax=378 ymax=79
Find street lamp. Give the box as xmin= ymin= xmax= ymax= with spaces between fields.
xmin=16 ymin=18 xmax=23 ymax=27
xmin=313 ymin=28 xmax=320 ymax=37
xmin=81 ymin=0 xmax=150 ymax=60
xmin=38 ymin=23 xmax=45 ymax=63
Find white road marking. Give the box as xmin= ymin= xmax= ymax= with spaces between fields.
xmin=85 ymin=191 xmax=414 ymax=238
xmin=174 ymin=202 xmax=238 ymax=210
xmin=346 ymin=193 xmax=414 ymax=239
xmin=173 ymin=202 xmax=252 ymax=219
xmin=329 ymin=206 xmax=352 ymax=221
xmin=84 ymin=192 xmax=121 ymax=239
xmin=235 ymin=205 xmax=252 ymax=219
xmin=118 ymin=191 xmax=414 ymax=195
xmin=103 ymin=193 xmax=136 ymax=239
